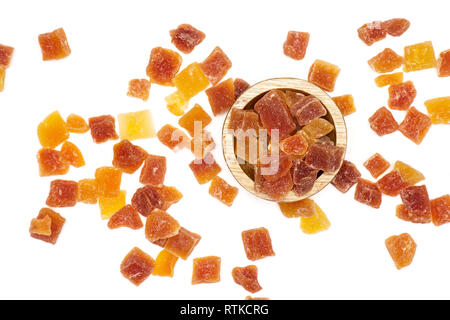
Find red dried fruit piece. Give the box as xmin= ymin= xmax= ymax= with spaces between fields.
xmin=305 ymin=143 xmax=345 ymax=172
xmin=60 ymin=141 xmax=85 ymax=168
xmin=234 ymin=78 xmax=250 ymax=100
xmin=283 ymin=31 xmax=310 ymax=60
xmin=164 ymin=227 xmax=201 ymax=260
xmin=0 ymin=44 xmax=14 ymax=68
xmin=30 ymin=208 xmax=66 ymax=244
xmin=388 ymin=81 xmax=417 ymax=110
xmin=95 ymin=167 xmax=122 ymax=198
xmin=208 ymin=176 xmax=239 ymax=207
xmin=396 ymin=204 xmax=431 ymax=224
xmin=254 ymin=90 xmax=296 ymax=140
xmin=354 ymin=178 xmax=382 ymax=208
xmin=37 ymin=148 xmax=69 ymax=177
xmin=260 ymin=151 xmax=292 ymax=182
xmin=241 ymin=227 xmax=275 ymax=261
xmin=278 ymin=199 xmax=316 ymax=218
xmin=127 ymin=79 xmax=151 ymax=101
xmin=290 ymin=95 xmax=327 ymax=126
xmin=146 ymin=47 xmax=182 ymax=86
xmin=331 ymin=160 xmax=361 ymax=193
xmin=139 ymin=154 xmax=166 ymax=186
xmin=145 ymin=209 xmax=180 ymax=243
xmin=291 ymin=160 xmax=318 ymax=197
xmin=280 ymin=133 xmax=308 ymax=156
xmin=38 ymin=28 xmax=71 ymax=60
xmin=385 ymin=233 xmax=416 ymax=270
xmin=399 ymin=107 xmax=432 ymax=144
xmin=131 ymin=185 xmax=163 ymax=217
xmin=189 ymin=153 xmax=221 ymax=184
xmin=120 ymin=247 xmax=155 ymax=286
xmin=112 ymin=140 xmax=147 ymax=174
xmin=400 ymin=185 xmax=431 ymax=215
xmin=232 ymin=265 xmax=262 ymax=293
xmin=364 ymin=153 xmax=390 ymax=179
xmin=88 ymin=115 xmax=119 ymax=143
xmin=332 ymin=95 xmax=356 ymax=116
xmin=29 ymin=215 xmax=52 ymax=236
xmin=206 ymin=78 xmax=235 ymax=116
xmin=157 ymin=124 xmax=190 ymax=152
xmin=155 ymin=186 xmax=183 ymax=210
xmin=437 ymin=49 xmax=450 ymax=77
xmin=263 ymin=173 xmax=293 ymax=201
xmin=377 ymin=170 xmax=409 ymax=196
xmin=382 ymin=18 xmax=410 ymax=37
xmin=308 ymin=59 xmax=341 ymax=92
xmin=170 ymin=24 xmax=205 ymax=54
xmin=108 ymin=205 xmax=143 ymax=230
xmin=368 ymin=48 xmax=404 ymax=73
xmin=192 ymin=256 xmax=221 ymax=284
xmin=66 ymin=114 xmax=89 ymax=133
xmin=77 ymin=179 xmax=98 ymax=204
xmin=358 ymin=21 xmax=386 ymax=46
xmin=46 ymin=180 xmax=78 ymax=208
xmin=200 ymin=46 xmax=232 ymax=85
xmin=431 ymin=195 xmax=450 ymax=226
xmin=178 ymin=104 xmax=212 ymax=137
xmin=368 ymin=107 xmax=399 ymax=136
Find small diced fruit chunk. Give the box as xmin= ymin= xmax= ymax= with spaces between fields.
xmin=232 ymin=265 xmax=262 ymax=293
xmin=155 ymin=186 xmax=183 ymax=210
xmin=60 ymin=141 xmax=85 ymax=168
xmin=174 ymin=62 xmax=209 ymax=99
xmin=368 ymin=48 xmax=404 ymax=73
xmin=400 ymin=185 xmax=431 ymax=215
xmin=291 ymin=160 xmax=318 ymax=197
xmin=38 ymin=28 xmax=71 ymax=60
xmin=260 ymin=151 xmax=292 ymax=182
xmin=189 ymin=153 xmax=221 ymax=184
xmin=77 ymin=179 xmax=98 ymax=204
xmin=145 ymin=209 xmax=180 ymax=243
xmin=375 ymin=72 xmax=403 ymax=87
xmin=0 ymin=44 xmax=14 ymax=67
xmin=300 ymin=203 xmax=331 ymax=234
xmin=263 ymin=173 xmax=293 ymax=201
xmin=117 ymin=110 xmax=155 ymax=141
xmin=388 ymin=81 xmax=417 ymax=110
xmin=30 ymin=208 xmax=66 ymax=244
xmin=437 ymin=49 xmax=450 ymax=77
xmin=393 ymin=161 xmax=424 ymax=186
xmin=357 ymin=21 xmax=386 ymax=46
xmin=424 ymin=96 xmax=450 ymax=124
xmin=88 ymin=115 xmax=119 ymax=143
xmin=206 ymin=78 xmax=235 ymax=116
xmin=208 ymin=176 xmax=239 ymax=207
xmin=376 ymin=170 xmax=408 ymax=196
xmin=200 ymin=46 xmax=232 ymax=85
xmin=131 ymin=185 xmax=163 ymax=217
xmin=108 ymin=205 xmax=143 ymax=230
xmin=280 ymin=133 xmax=308 ymax=156
xmin=146 ymin=47 xmax=182 ymax=86
xmin=37 ymin=148 xmax=69 ymax=177
xmin=308 ymin=59 xmax=340 ymax=92
xmin=331 ymin=160 xmax=361 ymax=193
xmin=153 ymin=249 xmax=179 ymax=277
xmin=305 ymin=143 xmax=345 ymax=172
xmin=399 ymin=107 xmax=432 ymax=144
xmin=430 ymin=195 xmax=450 ymax=226
xmin=46 ymin=180 xmax=78 ymax=208
xmin=178 ymin=104 xmax=212 ymax=136
xmin=385 ymin=233 xmax=416 ymax=270
xmin=382 ymin=18 xmax=410 ymax=37
xmin=66 ymin=114 xmax=89 ymax=133
xmin=29 ymin=215 xmax=52 ymax=237
xmin=112 ymin=140 xmax=147 ymax=174
xmin=192 ymin=256 xmax=221 ymax=284
xmin=396 ymin=204 xmax=431 ymax=224
xmin=99 ymin=190 xmax=126 ymax=220
xmin=364 ymin=153 xmax=390 ymax=179
xmin=368 ymin=107 xmax=399 ymax=136
xmin=37 ymin=111 xmax=69 ymax=148
xmin=140 ymin=154 xmax=166 ymax=186
xmin=354 ymin=178 xmax=382 ymax=208
xmin=241 ymin=227 xmax=275 ymax=261
xmin=234 ymin=78 xmax=250 ymax=99
xmin=283 ymin=31 xmax=310 ymax=60
xmin=290 ymin=95 xmax=327 ymax=126
xmin=157 ymin=124 xmax=190 ymax=151
xmin=170 ymin=24 xmax=205 ymax=54
xmin=127 ymin=79 xmax=151 ymax=101
xmin=165 ymin=91 xmax=189 ymax=116
xmin=278 ymin=198 xmax=316 ymax=218
xmin=404 ymin=41 xmax=437 ymax=72
xmin=95 ymin=166 xmax=122 ymax=198
xmin=302 ymin=118 xmax=334 ymax=139
xmin=120 ymin=247 xmax=155 ymax=286
xmin=164 ymin=227 xmax=201 ymax=260
xmin=332 ymin=95 xmax=356 ymax=116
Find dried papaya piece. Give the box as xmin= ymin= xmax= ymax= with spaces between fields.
xmin=0 ymin=44 xmax=14 ymax=68
xmin=112 ymin=140 xmax=147 ymax=174
xmin=145 ymin=209 xmax=180 ymax=243
xmin=38 ymin=28 xmax=71 ymax=60
xmin=66 ymin=114 xmax=89 ymax=133
xmin=300 ymin=203 xmax=331 ymax=234
xmin=234 ymin=78 xmax=250 ymax=100
xmin=60 ymin=141 xmax=85 ymax=168
xmin=95 ymin=166 xmax=122 ymax=198
xmin=208 ymin=176 xmax=239 ymax=207
xmin=385 ymin=233 xmax=416 ymax=270
xmin=332 ymin=95 xmax=356 ymax=116
xmin=131 ymin=185 xmax=163 ymax=217
xmin=388 ymin=81 xmax=417 ymax=110
xmin=155 ymin=186 xmax=183 ymax=210
xmin=404 ymin=41 xmax=437 ymax=72
xmin=331 ymin=160 xmax=361 ymax=193
xmin=153 ymin=249 xmax=179 ymax=277
xmin=206 ymin=78 xmax=235 ymax=116
xmin=382 ymin=18 xmax=410 ymax=37
xmin=170 ymin=24 xmax=205 ymax=54
xmin=46 ymin=180 xmax=78 ymax=208
xmin=30 ymin=208 xmax=66 ymax=245
xmin=37 ymin=148 xmax=69 ymax=177
xmin=117 ymin=110 xmax=155 ymax=141
xmin=164 ymin=227 xmax=201 ymax=260
xmin=88 ymin=115 xmax=119 ymax=143
xmin=430 ymin=195 xmax=450 ymax=226
xmin=278 ymin=199 xmax=316 ymax=218
xmin=399 ymin=107 xmax=431 ymax=144
xmin=178 ymin=104 xmax=212 ymax=136
xmin=37 ymin=111 xmax=70 ymax=148
xmin=99 ymin=190 xmax=126 ymax=220
xmin=437 ymin=50 xmax=450 ymax=77
xmin=232 ymin=265 xmax=262 ymax=293
xmin=157 ymin=124 xmax=190 ymax=151
xmin=77 ymin=179 xmax=98 ymax=204
xmin=393 ymin=161 xmax=424 ymax=186
xmin=108 ymin=205 xmax=143 ymax=230
xmin=358 ymin=21 xmax=386 ymax=46
xmin=189 ymin=153 xmax=221 ymax=184
xmin=424 ymin=96 xmax=450 ymax=124
xmin=139 ymin=154 xmax=166 ymax=186
xmin=192 ymin=256 xmax=221 ymax=284
xmin=200 ymin=46 xmax=232 ymax=85
xmin=241 ymin=227 xmax=275 ymax=261
xmin=354 ymin=178 xmax=382 ymax=209
xmin=376 ymin=170 xmax=408 ymax=196
xmin=174 ymin=62 xmax=209 ymax=99
xmin=374 ymin=72 xmax=403 ymax=88
xmin=364 ymin=153 xmax=390 ymax=179
xmin=127 ymin=79 xmax=150 ymax=101
xmin=368 ymin=107 xmax=399 ymax=136
xmin=120 ymin=247 xmax=155 ymax=286
xmin=29 ymin=215 xmax=52 ymax=237
xmin=283 ymin=31 xmax=310 ymax=60
xmin=146 ymin=47 xmax=182 ymax=86
xmin=165 ymin=91 xmax=189 ymax=116
xmin=308 ymin=59 xmax=340 ymax=92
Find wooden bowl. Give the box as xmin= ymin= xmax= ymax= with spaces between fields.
xmin=222 ymin=78 xmax=347 ymax=202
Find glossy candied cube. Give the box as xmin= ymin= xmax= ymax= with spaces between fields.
xmin=430 ymin=195 xmax=450 ymax=226
xmin=37 ymin=111 xmax=69 ymax=148
xmin=385 ymin=233 xmax=416 ymax=270
xmin=308 ymin=59 xmax=340 ymax=92
xmin=170 ymin=24 xmax=205 ymax=54
xmin=232 ymin=265 xmax=262 ymax=293
xmin=375 ymin=72 xmax=404 ymax=87
xmin=108 ymin=204 xmax=143 ymax=230
xmin=66 ymin=114 xmax=89 ymax=133
xmin=117 ymin=110 xmax=155 ymax=141
xmin=46 ymin=180 xmax=78 ymax=207
xmin=120 ymin=247 xmax=155 ymax=286
xmin=153 ymin=249 xmax=179 ymax=277
xmin=200 ymin=46 xmax=232 ymax=85
xmin=208 ymin=176 xmax=239 ymax=207
xmin=300 ymin=203 xmax=331 ymax=234
xmin=331 ymin=160 xmax=361 ymax=193
xmin=228 ymin=109 xmax=260 ymax=136
xmin=382 ymin=18 xmax=410 ymax=37
xmin=88 ymin=115 xmax=119 ymax=143
xmin=285 ymin=90 xmax=304 ymax=107
xmin=189 ymin=153 xmax=221 ymax=184
xmin=139 ymin=154 xmax=166 ymax=186
xmin=206 ymin=78 xmax=235 ymax=116
xmin=99 ymin=190 xmax=126 ymax=220
xmin=437 ymin=49 xmax=450 ymax=77
xmin=29 ymin=215 xmax=52 ymax=237
xmin=112 ymin=140 xmax=147 ymax=174
xmin=396 ymin=204 xmax=431 ymax=224
xmin=192 ymin=256 xmax=221 ymax=284
xmin=95 ymin=166 xmax=122 ymax=198
xmin=399 ymin=107 xmax=432 ymax=144
xmin=364 ymin=153 xmax=390 ymax=179
xmin=157 ymin=124 xmax=190 ymax=151
xmin=164 ymin=227 xmax=201 ymax=260
xmin=283 ymin=31 xmax=310 ymax=60
xmin=127 ymin=79 xmax=150 ymax=101
xmin=393 ymin=161 xmax=424 ymax=186
xmin=377 ymin=170 xmax=408 ymax=196
xmin=357 ymin=21 xmax=386 ymax=46
xmin=38 ymin=28 xmax=71 ymax=60
xmin=368 ymin=107 xmax=399 ymax=136
xmin=305 ymin=143 xmax=344 ymax=172
xmin=404 ymin=41 xmax=437 ymax=72
xmin=37 ymin=148 xmax=69 ymax=177
xmin=131 ymin=185 xmax=163 ymax=217
xmin=278 ymin=198 xmax=316 ymax=218
xmin=242 ymin=227 xmax=275 ymax=261
xmin=234 ymin=78 xmax=250 ymax=100
xmin=291 ymin=160 xmax=318 ymax=197
xmin=77 ymin=179 xmax=98 ymax=204
xmin=424 ymin=96 xmax=450 ymax=124
xmin=0 ymin=67 xmax=5 ymax=91
xmin=388 ymin=81 xmax=417 ymax=110
xmin=165 ymin=90 xmax=189 ymax=116
xmin=146 ymin=47 xmax=182 ymax=86
xmin=368 ymin=48 xmax=404 ymax=73
xmin=400 ymin=185 xmax=431 ymax=215
xmin=174 ymin=62 xmax=209 ymax=99
xmin=30 ymin=208 xmax=65 ymax=244
xmin=302 ymin=118 xmax=334 ymax=139
xmin=178 ymin=104 xmax=212 ymax=137
xmin=155 ymin=186 xmax=183 ymax=210
xmin=290 ymin=95 xmax=327 ymax=126
xmin=354 ymin=178 xmax=382 ymax=208
xmin=60 ymin=141 xmax=85 ymax=168
xmin=0 ymin=44 xmax=14 ymax=67
xmin=145 ymin=209 xmax=180 ymax=243
xmin=280 ymin=133 xmax=308 ymax=156
xmin=332 ymin=95 xmax=356 ymax=116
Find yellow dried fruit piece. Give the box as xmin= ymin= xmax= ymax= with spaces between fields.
xmin=300 ymin=203 xmax=330 ymax=234
xmin=118 ymin=110 xmax=155 ymax=140
xmin=165 ymin=91 xmax=189 ymax=116
xmin=278 ymin=199 xmax=316 ymax=218
xmin=37 ymin=111 xmax=70 ymax=148
xmin=393 ymin=161 xmax=425 ymax=186
xmin=374 ymin=72 xmax=404 ymax=87
xmin=99 ymin=190 xmax=126 ymax=220
xmin=0 ymin=67 xmax=5 ymax=91
xmin=153 ymin=249 xmax=179 ymax=277
xmin=404 ymin=41 xmax=437 ymax=72
xmin=302 ymin=118 xmax=334 ymax=139
xmin=424 ymin=97 xmax=450 ymax=124
xmin=173 ymin=62 xmax=209 ymax=100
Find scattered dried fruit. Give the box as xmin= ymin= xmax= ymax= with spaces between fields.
xmin=300 ymin=203 xmax=331 ymax=234
xmin=364 ymin=153 xmax=390 ymax=179
xmin=368 ymin=107 xmax=399 ymax=136
xmin=437 ymin=49 xmax=450 ymax=77
xmin=153 ymin=249 xmax=179 ymax=277
xmin=308 ymin=59 xmax=340 ymax=92
xmin=374 ymin=72 xmax=403 ymax=87
xmin=0 ymin=44 xmax=14 ymax=67
xmin=192 ymin=256 xmax=221 ymax=284
xmin=170 ymin=24 xmax=205 ymax=54
xmin=404 ymin=41 xmax=437 ymax=72
xmin=430 ymin=195 xmax=450 ymax=226
xmin=38 ymin=28 xmax=71 ymax=60
xmin=66 ymin=114 xmax=89 ymax=133
xmin=381 ymin=18 xmax=410 ymax=37
xmin=88 ymin=115 xmax=119 ymax=143
xmin=77 ymin=179 xmax=98 ymax=204
xmin=127 ymin=79 xmax=151 ymax=101
xmin=140 ymin=154 xmax=166 ymax=186
xmin=174 ymin=62 xmax=209 ymax=99
xmin=99 ymin=190 xmax=126 ymax=220
xmin=200 ymin=47 xmax=232 ymax=85
xmin=208 ymin=176 xmax=239 ymax=207
xmin=232 ymin=265 xmax=262 ymax=293
xmin=331 ymin=160 xmax=361 ymax=193
xmin=112 ymin=140 xmax=147 ymax=174
xmin=234 ymin=78 xmax=250 ymax=100
xmin=37 ymin=148 xmax=69 ymax=177
xmin=95 ymin=166 xmax=122 ymax=198
xmin=178 ymin=104 xmax=212 ymax=136
xmin=376 ymin=170 xmax=408 ymax=196
xmin=30 ymin=208 xmax=66 ymax=244
xmin=117 ymin=110 xmax=155 ymax=141
xmin=283 ymin=31 xmax=310 ymax=60
xmin=37 ymin=111 xmax=70 ymax=148
xmin=399 ymin=107 xmax=432 ymax=144
xmin=189 ymin=153 xmax=221 ymax=184
xmin=385 ymin=233 xmax=416 ymax=270
xmin=354 ymin=178 xmax=382 ymax=208
xmin=131 ymin=185 xmax=163 ymax=217
xmin=60 ymin=141 xmax=85 ymax=168
xmin=368 ymin=48 xmax=404 ymax=73
xmin=157 ymin=124 xmax=190 ymax=151
xmin=424 ymin=96 xmax=450 ymax=124
xmin=332 ymin=95 xmax=356 ymax=116
xmin=164 ymin=227 xmax=201 ymax=260
xmin=278 ymin=198 xmax=316 ymax=218
xmin=241 ymin=227 xmax=275 ymax=261
xmin=388 ymin=81 xmax=417 ymax=110
xmin=145 ymin=209 xmax=180 ymax=243
xmin=146 ymin=47 xmax=182 ymax=86
xmin=393 ymin=161 xmax=424 ymax=186
xmin=357 ymin=21 xmax=386 ymax=46
xmin=46 ymin=179 xmax=78 ymax=208
xmin=120 ymin=247 xmax=155 ymax=286
xmin=305 ymin=143 xmax=344 ymax=172
xmin=108 ymin=204 xmax=143 ymax=230
xmin=206 ymin=78 xmax=235 ymax=116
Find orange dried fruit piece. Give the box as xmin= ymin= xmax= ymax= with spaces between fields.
xmin=382 ymin=18 xmax=410 ymax=37
xmin=206 ymin=78 xmax=235 ymax=116
xmin=290 ymin=95 xmax=327 ymax=126
xmin=189 ymin=153 xmax=221 ymax=184
xmin=260 ymin=151 xmax=292 ymax=182
xmin=208 ymin=176 xmax=239 ymax=207
xmin=131 ymin=185 xmax=163 ymax=217
xmin=437 ymin=49 xmax=450 ymax=77
xmin=399 ymin=107 xmax=432 ymax=144
xmin=302 ymin=118 xmax=334 ymax=139
xmin=430 ymin=195 xmax=450 ymax=226
xmin=174 ymin=62 xmax=209 ymax=99
xmin=192 ymin=256 xmax=221 ymax=285
xmin=153 ymin=249 xmax=179 ymax=277
xmin=404 ymin=41 xmax=437 ymax=72
xmin=66 ymin=114 xmax=89 ymax=133
xmin=146 ymin=47 xmax=182 ymax=86
xmin=37 ymin=148 xmax=69 ymax=177
xmin=0 ymin=44 xmax=14 ymax=68
xmin=46 ymin=179 xmax=78 ymax=207
xmin=140 ymin=154 xmax=166 ymax=186
xmin=155 ymin=186 xmax=183 ymax=210
xmin=308 ymin=59 xmax=340 ymax=92
xmin=357 ymin=21 xmax=386 ymax=46
xmin=278 ymin=198 xmax=316 ymax=218
xmin=285 ymin=90 xmax=304 ymax=107
xmin=242 ymin=227 xmax=275 ymax=261
xmin=396 ymin=204 xmax=431 ymax=224
xmin=60 ymin=141 xmax=85 ymax=168
xmin=145 ymin=209 xmax=180 ymax=243
xmin=88 ymin=115 xmax=118 ymax=143
xmin=112 ymin=140 xmax=147 ymax=174
xmin=385 ymin=233 xmax=416 ymax=270
xmin=400 ymin=185 xmax=431 ymax=216
xmin=29 ymin=215 xmax=52 ymax=237
xmin=77 ymin=179 xmax=98 ymax=204
xmin=108 ymin=205 xmax=143 ymax=230
xmin=291 ymin=160 xmax=318 ymax=197
xmin=424 ymin=96 xmax=450 ymax=124
xmin=179 ymin=104 xmax=212 ymax=137
xmin=300 ymin=203 xmax=331 ymax=234
xmin=38 ymin=28 xmax=71 ymax=60
xmin=37 ymin=111 xmax=70 ymax=148
xmin=99 ymin=190 xmax=126 ymax=220
xmin=332 ymin=95 xmax=356 ymax=116
xmin=331 ymin=160 xmax=361 ymax=193
xmin=393 ymin=161 xmax=424 ymax=186
xmin=234 ymin=78 xmax=250 ymax=100
xmin=375 ymin=72 xmax=404 ymax=87
xmin=170 ymin=24 xmax=205 ymax=54
xmin=388 ymin=81 xmax=417 ymax=110
xmin=377 ymin=170 xmax=408 ymax=196
xmin=117 ymin=110 xmax=155 ymax=141
xmin=368 ymin=107 xmax=399 ymax=136
xmin=368 ymin=48 xmax=404 ymax=73
xmin=283 ymin=31 xmax=310 ymax=60
xmin=190 ymin=130 xmax=216 ymax=159
xmin=232 ymin=265 xmax=262 ymax=293
xmin=280 ymin=133 xmax=308 ymax=156
xmin=95 ymin=166 xmax=122 ymax=198
xmin=164 ymin=227 xmax=201 ymax=260
xmin=120 ymin=247 xmax=155 ymax=286
xmin=305 ymin=143 xmax=345 ymax=172
xmin=127 ymin=79 xmax=150 ymax=101
xmin=200 ymin=46 xmax=232 ymax=85
xmin=354 ymin=178 xmax=382 ymax=208
xmin=157 ymin=124 xmax=190 ymax=151
xmin=30 ymin=208 xmax=65 ymax=244
xmin=364 ymin=153 xmax=390 ymax=179
xmin=228 ymin=109 xmax=260 ymax=136
xmin=0 ymin=67 xmax=5 ymax=91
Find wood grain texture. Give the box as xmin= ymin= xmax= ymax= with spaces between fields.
xmin=222 ymin=78 xmax=347 ymax=202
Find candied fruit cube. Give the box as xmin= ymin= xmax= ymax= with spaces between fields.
xmin=95 ymin=166 xmax=122 ymax=198
xmin=46 ymin=179 xmax=78 ymax=208
xmin=108 ymin=205 xmax=142 ymax=230
xmin=77 ymin=179 xmax=98 ymax=204
xmin=190 ymin=130 xmax=216 ymax=160
xmin=189 ymin=153 xmax=221 ymax=184
xmin=400 ymin=185 xmax=431 ymax=215
xmin=0 ymin=67 xmax=5 ymax=91
xmin=437 ymin=49 xmax=450 ymax=77
xmin=165 ymin=90 xmax=189 ymax=116
xmin=157 ymin=124 xmax=190 ymax=151
xmin=164 ymin=227 xmax=201 ymax=260
xmin=300 ymin=203 xmax=331 ymax=234
xmin=431 ymin=195 xmax=450 ymax=226
xmin=396 ymin=204 xmax=431 ymax=224
xmin=120 ymin=247 xmax=155 ymax=286
xmin=206 ymin=78 xmax=235 ymax=116
xmin=385 ymin=233 xmax=416 ymax=270
xmin=112 ymin=140 xmax=147 ymax=174
xmin=179 ymin=104 xmax=212 ymax=137
xmin=153 ymin=249 xmax=179 ymax=277
xmin=332 ymin=95 xmax=356 ymax=116
xmin=232 ymin=265 xmax=262 ymax=293
xmin=155 ymin=186 xmax=183 ymax=210
xmin=302 ymin=118 xmax=334 ymax=139
xmin=127 ymin=79 xmax=150 ymax=101
xmin=146 ymin=47 xmax=182 ymax=86
xmin=305 ymin=143 xmax=344 ymax=172
xmin=131 ymin=185 xmax=163 ymax=217
xmin=66 ymin=114 xmax=89 ymax=133
xmin=99 ymin=190 xmax=126 ymax=220
xmin=368 ymin=107 xmax=399 ymax=136
xmin=88 ymin=115 xmax=118 ymax=143
xmin=368 ymin=48 xmax=404 ymax=73
xmin=354 ymin=178 xmax=382 ymax=208
xmin=208 ymin=176 xmax=239 ymax=207
xmin=388 ymin=81 xmax=417 ymax=110
xmin=260 ymin=151 xmax=292 ymax=183
xmin=174 ymin=62 xmax=209 ymax=99
xmin=0 ymin=44 xmax=14 ymax=68
xmin=192 ymin=256 xmax=221 ymax=285
xmin=382 ymin=18 xmax=410 ymax=37
xmin=290 ymin=95 xmax=327 ymax=126
xmin=29 ymin=215 xmax=52 ymax=237
xmin=278 ymin=198 xmax=316 ymax=218
xmin=404 ymin=41 xmax=437 ymax=72
xmin=145 ymin=209 xmax=180 ymax=243
xmin=331 ymin=160 xmax=361 ymax=193
xmin=38 ymin=28 xmax=71 ymax=60
xmin=283 ymin=31 xmax=310 ymax=60
xmin=393 ymin=161 xmax=424 ymax=186
xmin=242 ymin=227 xmax=275 ymax=261
xmin=140 ymin=154 xmax=166 ymax=186
xmin=399 ymin=107 xmax=432 ymax=144
xmin=285 ymin=90 xmax=304 ymax=107
xmin=37 ymin=111 xmax=69 ymax=148
xmin=424 ymin=96 xmax=450 ymax=124
xmin=358 ymin=21 xmax=386 ymax=46
xmin=117 ymin=110 xmax=155 ymax=141
xmin=377 ymin=170 xmax=408 ymax=196
xmin=228 ymin=109 xmax=260 ymax=136
xmin=291 ymin=160 xmax=318 ymax=197
xmin=37 ymin=148 xmax=69 ymax=177
xmin=170 ymin=24 xmax=205 ymax=54
xmin=374 ymin=72 xmax=404 ymax=88
xmin=308 ymin=59 xmax=340 ymax=92
xmin=364 ymin=153 xmax=390 ymax=179
xmin=234 ymin=78 xmax=250 ymax=100
xmin=280 ymin=133 xmax=308 ymax=156
xmin=200 ymin=47 xmax=232 ymax=85
xmin=30 ymin=208 xmax=65 ymax=244
xmin=60 ymin=141 xmax=85 ymax=168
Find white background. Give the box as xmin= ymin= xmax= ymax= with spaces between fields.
xmin=0 ymin=0 xmax=449 ymax=300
